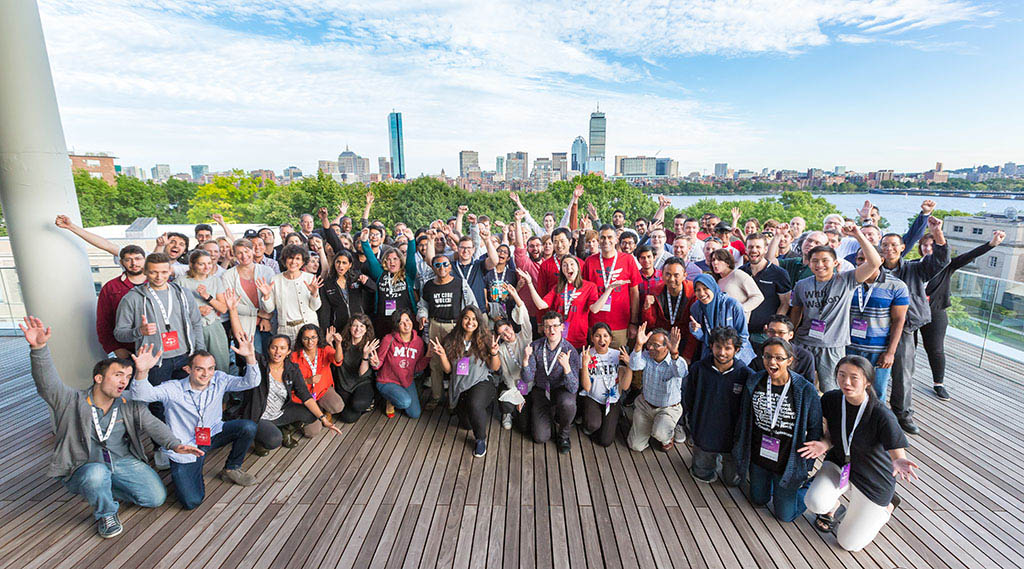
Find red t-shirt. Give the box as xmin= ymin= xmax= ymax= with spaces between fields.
xmin=581 ymin=252 xmax=640 ymax=331
xmin=542 ymin=281 xmax=598 ymax=349
xmin=537 ymin=256 xmax=561 ymax=297
xmin=289 ymin=346 xmax=338 ymax=403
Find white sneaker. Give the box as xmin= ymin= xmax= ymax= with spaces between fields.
xmin=673 ymin=425 xmax=687 ymax=444
xmin=501 ymin=413 xmax=513 ymax=430
xmin=154 ymin=451 xmax=170 ymax=470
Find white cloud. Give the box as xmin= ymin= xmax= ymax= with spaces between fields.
xmin=36 ymin=0 xmax=995 ymax=175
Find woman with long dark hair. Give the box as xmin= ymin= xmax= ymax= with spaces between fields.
xmin=428 ymin=306 xmax=501 ymax=458
xmin=334 ymin=314 xmax=379 ymax=424
xmin=361 ymin=227 xmax=418 ymax=336
xmin=288 ymin=323 xmax=345 ymax=437
xmin=579 ymin=322 xmax=631 ymax=447
xmin=375 ymin=310 xmax=430 ymax=419
xmin=318 ymin=249 xmax=376 ymax=334
xmin=803 ymin=356 xmax=919 ymax=551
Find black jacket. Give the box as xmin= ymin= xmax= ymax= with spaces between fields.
xmin=233 ymin=355 xmax=311 ymax=422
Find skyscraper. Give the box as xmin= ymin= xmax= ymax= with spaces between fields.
xmin=588 ymin=107 xmax=606 ymax=174
xmin=459 ymin=150 xmax=480 ymax=177
xmin=151 ymin=163 xmax=170 ymax=181
xmin=378 ymin=157 xmax=391 ymax=179
xmin=714 ymin=163 xmax=728 ymax=178
xmin=506 ymin=151 xmax=528 ymax=180
xmin=495 ymin=156 xmax=505 ymax=174
xmin=551 ymin=152 xmax=568 ymax=181
xmin=571 ymin=136 xmax=588 ymax=173
xmin=388 ymin=111 xmax=406 ymax=179
xmin=190 ymin=164 xmax=209 ymax=182
xmin=338 ymin=146 xmax=368 ymax=175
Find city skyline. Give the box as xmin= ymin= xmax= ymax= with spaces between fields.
xmin=39 ymin=1 xmax=1023 ymax=176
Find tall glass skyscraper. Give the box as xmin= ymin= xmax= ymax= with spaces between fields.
xmin=388 ymin=111 xmax=406 ymax=179
xmin=588 ymin=108 xmax=606 ymax=174
xmin=571 ymin=136 xmax=588 ymax=173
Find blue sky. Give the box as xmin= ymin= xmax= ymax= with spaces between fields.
xmin=39 ymin=0 xmax=1023 ymax=178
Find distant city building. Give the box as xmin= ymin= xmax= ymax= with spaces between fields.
xmin=588 ymin=108 xmax=606 ymax=174
xmin=318 ymin=160 xmax=338 ymax=175
xmin=834 ymin=165 xmax=846 ymax=175
xmin=122 ymin=166 xmax=144 ymax=180
xmin=551 ymin=152 xmax=568 ymax=181
xmin=495 ymin=156 xmax=505 ymax=175
xmin=506 ymin=151 xmax=528 ymax=181
xmin=1004 ymin=162 xmax=1018 ymax=176
xmin=190 ymin=164 xmax=209 ymax=182
xmin=378 ymin=157 xmax=391 ymax=179
xmin=459 ymin=150 xmax=480 ymax=178
xmin=170 ymin=173 xmax=191 ymax=182
xmin=619 ymin=156 xmax=657 ymax=177
xmin=613 ymin=155 xmax=627 ymax=176
xmin=250 ymin=169 xmax=275 ymax=181
xmin=388 ymin=111 xmax=406 ymax=179
xmin=338 ymin=146 xmax=370 ymax=176
xmin=714 ymin=163 xmax=728 ymax=178
xmin=945 ymin=211 xmax=1024 ymax=288
xmin=656 ymin=158 xmax=679 ymax=177
xmin=923 ymin=161 xmax=948 ymax=183
xmin=571 ymin=136 xmax=588 ymax=174
xmin=69 ymin=153 xmax=118 ymax=184
xmin=283 ymin=166 xmax=302 ymax=181
xmin=151 ymin=163 xmax=171 ymax=182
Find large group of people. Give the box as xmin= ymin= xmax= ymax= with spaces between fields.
xmin=32 ymin=188 xmax=1005 ymax=550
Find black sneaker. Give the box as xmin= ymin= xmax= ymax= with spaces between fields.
xmin=473 ymin=439 xmax=487 ymax=458
xmin=933 ymin=385 xmax=950 ymax=401
xmin=690 ymin=467 xmax=716 ymax=484
xmin=898 ymin=417 xmax=920 ymax=435
xmin=556 ymin=435 xmax=571 ymax=454
xmin=97 ymin=513 xmax=123 ymax=538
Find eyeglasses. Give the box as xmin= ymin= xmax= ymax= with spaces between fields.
xmin=543 ymin=324 xmax=563 ymax=330
xmin=433 ymin=262 xmax=451 ymax=268
xmin=301 ymin=336 xmax=319 ymax=343
xmin=762 ymin=354 xmax=791 ymax=363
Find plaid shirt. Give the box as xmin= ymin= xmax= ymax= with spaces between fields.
xmin=629 ymin=350 xmax=688 ymax=407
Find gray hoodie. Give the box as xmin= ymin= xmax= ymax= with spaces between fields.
xmin=113 ymin=281 xmax=205 ymax=363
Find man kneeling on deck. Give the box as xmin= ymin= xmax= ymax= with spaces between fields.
xmin=128 ymin=332 xmax=262 ymax=510
xmin=627 ymin=323 xmax=688 ymax=452
xmin=22 ymin=316 xmax=203 ymax=538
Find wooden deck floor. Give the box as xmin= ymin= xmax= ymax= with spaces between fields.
xmin=0 ymin=337 xmax=1022 ymax=569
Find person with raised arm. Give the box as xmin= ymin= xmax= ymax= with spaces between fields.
xmin=738 ymin=232 xmax=792 ymax=352
xmin=374 ymin=310 xmax=431 ymax=419
xmin=509 ymin=191 xmax=544 ymax=236
xmin=732 ymin=337 xmax=823 ymax=522
xmin=318 ymin=249 xmax=376 ymax=334
xmin=418 ymin=253 xmax=478 ymax=409
xmin=918 ymin=229 xmax=1005 ymax=401
xmin=521 ymin=311 xmax=582 ymax=453
xmin=128 ymin=333 xmax=262 ymax=509
xmin=332 ymin=314 xmax=379 ymax=424
xmin=222 ymin=238 xmax=277 ymax=354
xmin=581 ymin=224 xmax=641 ymax=349
xmin=22 ymin=316 xmax=202 ymax=538
xmin=178 ymin=249 xmax=231 ymax=371
xmin=626 ymin=323 xmax=688 ymax=452
xmin=360 ymin=227 xmax=419 ymax=335
xmin=429 ymin=306 xmax=501 ymax=457
xmin=493 ymin=283 xmax=533 ymax=431
xmin=288 ymin=323 xmax=346 ymax=437
xmin=846 ymin=247 xmax=909 ymax=400
xmin=788 ymin=223 xmax=882 ymax=392
xmin=640 ymin=256 xmax=700 ymax=365
xmin=803 ymin=356 xmax=918 ymax=550
xmin=837 ymin=200 xmax=931 ymax=262
xmin=688 ymin=274 xmax=756 ymax=365
xmin=878 ymin=215 xmax=949 ymax=434
xmin=256 ymin=244 xmax=323 ymax=341
xmin=579 ymin=323 xmax=632 ymax=447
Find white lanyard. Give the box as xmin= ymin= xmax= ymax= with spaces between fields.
xmin=561 ymin=286 xmax=575 ymax=316
xmin=598 ymin=254 xmax=618 ymax=288
xmin=856 ymin=283 xmax=877 ymax=314
xmin=89 ymin=401 xmax=119 ymax=444
xmin=303 ymin=349 xmax=319 ymax=377
xmin=666 ymin=291 xmax=683 ymax=324
xmin=494 ymin=264 xmax=508 ymax=284
xmin=148 ymin=286 xmax=174 ymax=331
xmin=542 ymin=343 xmax=562 ymax=376
xmin=766 ymin=379 xmax=792 ymax=431
xmin=188 ymin=388 xmax=211 ymax=427
xmin=456 ymin=261 xmax=474 ymax=283
xmin=841 ymin=398 xmax=868 ymax=462
xmin=463 ymin=340 xmax=472 ymax=357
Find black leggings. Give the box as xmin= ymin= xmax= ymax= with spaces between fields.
xmin=498 ymin=387 xmax=533 ymax=434
xmin=919 ymin=307 xmax=948 ymax=384
xmin=455 ymin=381 xmax=496 ymax=441
xmin=254 ymin=403 xmax=317 ymax=449
xmin=580 ymin=397 xmax=621 ymax=447
xmin=337 ymin=383 xmax=375 ymax=423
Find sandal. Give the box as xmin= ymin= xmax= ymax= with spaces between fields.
xmin=385 ymin=402 xmax=395 ymax=418
xmin=815 ymin=513 xmax=837 ymax=533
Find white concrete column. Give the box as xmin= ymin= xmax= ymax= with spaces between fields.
xmin=0 ymin=0 xmax=106 ymax=388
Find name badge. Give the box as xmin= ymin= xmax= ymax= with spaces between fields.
xmin=517 ymin=380 xmax=529 ymax=395
xmin=456 ymin=357 xmax=470 ymax=376
xmin=562 ymin=327 xmax=569 ymax=339
xmin=102 ymin=448 xmax=112 ymax=465
xmin=839 ymin=463 xmax=851 ymax=490
xmin=161 ymin=330 xmax=180 ymax=351
xmin=809 ymin=319 xmax=826 ymax=340
xmin=385 ymin=299 xmax=397 ymax=315
xmin=600 ymin=296 xmax=612 ymax=312
xmin=195 ymin=426 xmax=212 ymax=446
xmin=851 ymin=318 xmax=868 ymax=339
xmin=759 ymin=435 xmax=780 ymax=462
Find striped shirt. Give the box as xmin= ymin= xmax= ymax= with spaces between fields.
xmin=847 ymin=273 xmax=910 ymax=354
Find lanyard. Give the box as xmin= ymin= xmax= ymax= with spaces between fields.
xmin=494 ymin=264 xmax=508 ymax=284
xmin=188 ymin=387 xmax=211 ymax=427
xmin=148 ymin=285 xmax=174 ymax=331
xmin=456 ymin=261 xmax=474 ymax=283
xmin=666 ymin=290 xmax=683 ymax=324
xmin=856 ymin=283 xmax=877 ymax=314
xmin=561 ymin=286 xmax=576 ymax=316
xmin=303 ymin=349 xmax=319 ymax=378
xmin=765 ymin=379 xmax=792 ymax=431
xmin=88 ymin=399 xmax=119 ymax=445
xmin=598 ymin=254 xmax=618 ymax=288
xmin=463 ymin=340 xmax=472 ymax=357
xmin=542 ymin=343 xmax=562 ymax=376
xmin=841 ymin=398 xmax=868 ymax=462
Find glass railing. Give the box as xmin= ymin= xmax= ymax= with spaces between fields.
xmin=0 ymin=264 xmax=123 ymax=334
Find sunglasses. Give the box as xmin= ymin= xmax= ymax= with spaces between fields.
xmin=433 ymin=262 xmax=451 ymax=268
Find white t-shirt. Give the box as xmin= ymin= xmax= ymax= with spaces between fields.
xmin=584 ymin=348 xmax=622 ymax=405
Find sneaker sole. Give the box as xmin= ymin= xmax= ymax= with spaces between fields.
xmin=99 ymin=527 xmax=123 ymax=539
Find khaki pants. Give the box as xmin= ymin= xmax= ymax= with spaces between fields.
xmin=627 ymin=396 xmax=682 ymax=451
xmin=428 ymin=319 xmax=457 ymax=401
xmin=301 ymin=387 xmax=344 ymax=437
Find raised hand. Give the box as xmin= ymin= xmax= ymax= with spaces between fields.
xmin=635 ymin=322 xmax=650 ymax=347
xmin=363 ymin=338 xmax=380 ymax=358
xmin=618 ymin=350 xmax=630 ymax=366
xmin=777 ymin=222 xmax=790 ymax=235
xmin=155 ymin=233 xmax=167 ymax=250
xmin=130 ymin=343 xmax=163 ymax=375
xmin=668 ymin=327 xmax=681 ymax=354
xmin=841 ymin=221 xmax=859 ymax=237
xmin=54 ymin=214 xmax=72 ymax=229
xmin=255 ymin=278 xmax=273 ymax=299
xmin=366 ymin=192 xmax=375 ymax=206
xmin=211 ymin=213 xmax=225 ymax=224
xmin=139 ymin=314 xmax=157 ymax=336
xmin=573 ymin=184 xmax=584 ymax=200
xmin=317 ymin=207 xmax=329 ymax=220
xmin=306 ymin=276 xmax=324 ymax=296
xmin=514 ymin=209 xmax=526 ymax=222
xmin=223 ymin=288 xmax=240 ymax=311
xmin=892 ymin=457 xmax=920 ymax=481
xmin=515 ymin=268 xmax=533 ymax=285
xmin=920 ymin=200 xmax=936 ymax=215
xmin=338 ymin=200 xmax=349 ymax=216
xmin=309 ymin=236 xmax=323 ymax=252
xmin=610 ymin=279 xmax=631 ymax=290
xmin=171 ymin=444 xmax=206 ymax=457
xmin=358 ymin=274 xmax=369 ymax=285
xmin=359 ymin=227 xmax=370 ymax=243
xmin=429 ymin=337 xmax=447 ymax=358
xmin=858 ymin=200 xmax=873 ymax=220
xmin=325 ymin=326 xmax=339 ymax=345
xmin=466 ymin=213 xmax=477 ymax=225
xmin=926 ymin=215 xmax=943 ymax=231
xmin=230 ymin=331 xmax=256 ymax=360
xmin=19 ymin=316 xmax=52 ymax=349
xmin=731 ymin=207 xmax=741 ymax=223
xmin=490 ymin=337 xmax=500 ymax=356
xmin=509 ymin=191 xmax=521 ymax=204
xmin=586 ymin=203 xmax=598 ymax=219
xmin=581 ymin=346 xmax=592 ymax=366
xmin=457 ymin=205 xmax=468 ymax=216
xmin=478 ymin=225 xmax=490 ymax=239
xmin=658 ymin=195 xmax=671 ymax=208
xmin=990 ymin=230 xmax=1006 ymax=247
xmin=523 ymin=345 xmax=533 ymax=367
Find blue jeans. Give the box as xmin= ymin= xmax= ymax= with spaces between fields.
xmin=748 ymin=462 xmax=806 ymax=522
xmin=63 ymin=457 xmax=166 ymax=519
xmin=169 ymin=419 xmax=257 ymax=510
xmin=376 ymin=382 xmax=421 ymax=419
xmin=846 ymin=348 xmax=891 ymax=399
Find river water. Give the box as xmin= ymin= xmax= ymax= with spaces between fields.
xmin=667 ymin=193 xmax=1022 ymax=234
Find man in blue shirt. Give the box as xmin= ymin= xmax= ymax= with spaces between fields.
xmin=847 ymin=247 xmax=909 ymax=400
xmin=128 ymin=333 xmax=262 ymax=510
xmin=627 ymin=323 xmax=688 ymax=452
